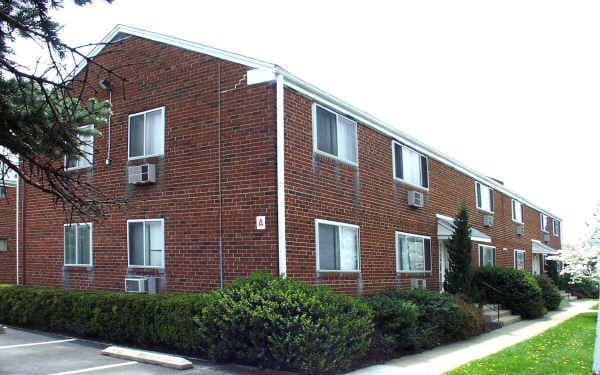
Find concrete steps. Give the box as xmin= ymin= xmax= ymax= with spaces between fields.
xmin=559 ymin=290 xmax=577 ymax=302
xmin=481 ymin=304 xmax=522 ymax=327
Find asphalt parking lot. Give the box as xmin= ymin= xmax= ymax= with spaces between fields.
xmin=0 ymin=326 xmax=282 ymax=375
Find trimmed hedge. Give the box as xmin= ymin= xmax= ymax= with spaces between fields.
xmin=536 ymin=275 xmax=561 ymax=311
xmin=471 ymin=267 xmax=546 ymax=319
xmin=0 ymin=285 xmax=207 ymax=354
xmin=196 ymin=273 xmax=374 ymax=374
xmin=365 ymin=288 xmax=485 ymax=359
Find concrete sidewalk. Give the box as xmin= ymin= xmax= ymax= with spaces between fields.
xmin=349 ymin=299 xmax=597 ymax=375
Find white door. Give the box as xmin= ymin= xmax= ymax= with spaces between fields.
xmin=439 ymin=240 xmax=449 ymax=291
xmin=532 ymin=254 xmax=540 ymax=275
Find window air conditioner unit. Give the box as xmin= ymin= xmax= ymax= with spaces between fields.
xmin=407 ymin=190 xmax=424 ymax=208
xmin=483 ymin=215 xmax=494 ymax=228
xmin=544 ymin=233 xmax=550 ymax=242
xmin=516 ymin=225 xmax=525 ymax=236
xmin=128 ymin=164 xmax=156 ymax=185
xmin=125 ymin=278 xmax=148 ymax=293
xmin=410 ymin=278 xmax=426 ymax=290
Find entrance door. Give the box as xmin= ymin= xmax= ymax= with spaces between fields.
xmin=532 ymin=254 xmax=541 ymax=275
xmin=439 ymin=240 xmax=449 ymax=291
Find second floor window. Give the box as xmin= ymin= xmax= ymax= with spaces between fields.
xmin=313 ymin=105 xmax=357 ymax=164
xmin=66 ymin=125 xmax=94 ymax=170
xmin=393 ymin=142 xmax=429 ymax=189
xmin=553 ymin=219 xmax=560 ymax=237
xmin=512 ymin=199 xmax=524 ymax=224
xmin=475 ymin=182 xmax=494 ymax=213
xmin=129 ymin=107 xmax=165 ymax=159
xmin=540 ymin=213 xmax=549 ymax=232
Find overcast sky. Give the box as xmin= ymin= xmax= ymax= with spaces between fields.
xmin=18 ymin=0 xmax=599 ymax=245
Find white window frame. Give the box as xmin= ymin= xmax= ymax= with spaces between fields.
xmin=0 ymin=187 xmax=5 ymax=199
xmin=65 ymin=124 xmax=94 ymax=170
xmin=514 ymin=249 xmax=526 ymax=270
xmin=540 ymin=213 xmax=549 ymax=233
xmin=395 ymin=231 xmax=432 ymax=273
xmin=63 ymin=223 xmax=93 ymax=266
xmin=478 ymin=244 xmax=496 ymax=267
xmin=312 ymin=104 xmax=358 ymax=166
xmin=127 ymin=218 xmax=165 ymax=268
xmin=315 ymin=219 xmax=360 ymax=272
xmin=391 ymin=140 xmax=429 ymax=190
xmin=511 ymin=199 xmax=524 ymax=224
xmin=475 ymin=181 xmax=494 ymax=213
xmin=553 ymin=219 xmax=560 ymax=237
xmin=128 ymin=107 xmax=166 ymax=160
xmin=0 ymin=239 xmax=7 ymax=252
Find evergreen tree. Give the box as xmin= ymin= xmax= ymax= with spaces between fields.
xmin=0 ymin=0 xmax=120 ymax=218
xmin=446 ymin=202 xmax=473 ymax=294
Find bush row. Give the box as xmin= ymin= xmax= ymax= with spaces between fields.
xmin=559 ymin=274 xmax=599 ymax=299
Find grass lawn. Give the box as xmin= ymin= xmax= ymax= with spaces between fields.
xmin=446 ymin=313 xmax=596 ymax=375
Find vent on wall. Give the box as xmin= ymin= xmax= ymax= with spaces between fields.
xmin=516 ymin=225 xmax=525 ymax=236
xmin=410 ymin=278 xmax=427 ymax=290
xmin=544 ymin=233 xmax=550 ymax=242
xmin=483 ymin=215 xmax=494 ymax=228
xmin=125 ymin=278 xmax=148 ymax=293
xmin=128 ymin=164 xmax=156 ymax=185
xmin=408 ymin=190 xmax=424 ymax=208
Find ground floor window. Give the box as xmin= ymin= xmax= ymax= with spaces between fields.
xmin=514 ymin=249 xmax=526 ymax=270
xmin=64 ymin=223 xmax=92 ymax=266
xmin=0 ymin=239 xmax=7 ymax=252
xmin=396 ymin=232 xmax=432 ymax=272
xmin=316 ymin=219 xmax=359 ymax=271
xmin=128 ymin=219 xmax=164 ymax=268
xmin=478 ymin=244 xmax=496 ymax=266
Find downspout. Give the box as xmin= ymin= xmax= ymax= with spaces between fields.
xmin=15 ymin=174 xmax=19 ymax=285
xmin=218 ymin=63 xmax=224 ymax=289
xmin=276 ymin=73 xmax=286 ymax=277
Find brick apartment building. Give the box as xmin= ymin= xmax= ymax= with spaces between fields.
xmin=2 ymin=25 xmax=562 ymax=295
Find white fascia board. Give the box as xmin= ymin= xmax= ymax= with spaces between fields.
xmin=279 ymin=70 xmax=561 ymax=221
xmin=69 ymin=24 xmax=277 ymax=80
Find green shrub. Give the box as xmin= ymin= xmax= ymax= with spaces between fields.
xmin=453 ymin=294 xmax=487 ymax=337
xmin=364 ymin=292 xmax=419 ymax=357
xmin=0 ymin=284 xmax=209 ymax=355
xmin=536 ymin=275 xmax=561 ymax=311
xmin=559 ymin=274 xmax=599 ymax=299
xmin=471 ymin=267 xmax=546 ymax=319
xmin=196 ymin=273 xmax=373 ymax=374
xmin=365 ymin=288 xmax=485 ymax=356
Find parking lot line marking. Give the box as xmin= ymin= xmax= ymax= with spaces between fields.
xmin=0 ymin=338 xmax=77 ymax=350
xmin=48 ymin=361 xmax=137 ymax=375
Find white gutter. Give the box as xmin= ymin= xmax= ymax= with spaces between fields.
xmin=15 ymin=174 xmax=19 ymax=285
xmin=276 ymin=73 xmax=287 ymax=277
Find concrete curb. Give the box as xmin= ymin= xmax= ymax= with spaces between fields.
xmin=102 ymin=346 xmax=193 ymax=370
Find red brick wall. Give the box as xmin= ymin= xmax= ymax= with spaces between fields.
xmin=283 ymin=87 xmax=562 ymax=295
xmin=21 ymin=37 xmax=279 ymax=292
xmin=0 ymin=186 xmax=16 ymax=284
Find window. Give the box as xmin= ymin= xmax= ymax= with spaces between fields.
xmin=393 ymin=141 xmax=429 ymax=189
xmin=475 ymin=182 xmax=494 ymax=212
xmin=0 ymin=239 xmax=7 ymax=252
xmin=512 ymin=199 xmax=524 ymax=224
xmin=553 ymin=219 xmax=560 ymax=237
xmin=129 ymin=107 xmax=165 ymax=159
xmin=1 ymin=146 xmax=18 ymax=182
xmin=396 ymin=232 xmax=432 ymax=272
xmin=540 ymin=213 xmax=549 ymax=232
xmin=66 ymin=125 xmax=94 ymax=170
xmin=0 ymin=187 xmax=5 ymax=199
xmin=64 ymin=223 xmax=92 ymax=266
xmin=478 ymin=245 xmax=496 ymax=266
xmin=313 ymin=104 xmax=357 ymax=164
xmin=128 ymin=219 xmax=164 ymax=267
xmin=316 ymin=219 xmax=359 ymax=271
xmin=514 ymin=250 xmax=526 ymax=270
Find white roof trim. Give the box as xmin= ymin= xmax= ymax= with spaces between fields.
xmin=531 ymin=239 xmax=559 ymax=255
xmin=73 ymin=25 xmax=561 ymax=220
xmin=436 ymin=214 xmax=492 ymax=243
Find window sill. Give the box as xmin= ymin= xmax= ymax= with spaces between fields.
xmin=393 ymin=177 xmax=429 ymax=192
xmin=512 ymin=220 xmax=524 ymax=225
xmin=128 ymin=154 xmax=164 ymax=161
xmin=396 ymin=270 xmax=432 ymax=274
xmin=63 ymin=265 xmax=93 ymax=271
xmin=127 ymin=266 xmax=165 ymax=270
xmin=317 ymin=270 xmax=361 ymax=274
xmin=476 ymin=208 xmax=494 ymax=215
xmin=65 ymin=165 xmax=92 ymax=172
xmin=313 ymin=150 xmax=358 ymax=167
